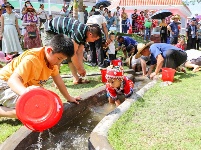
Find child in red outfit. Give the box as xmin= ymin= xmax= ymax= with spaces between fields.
xmin=105 ymin=66 xmax=134 ymax=106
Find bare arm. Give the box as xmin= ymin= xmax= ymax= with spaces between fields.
xmin=15 ymin=17 xmax=21 ymax=36
xmin=7 ymin=72 xmax=41 ymax=96
xmin=70 ymin=41 xmax=86 ymax=76
xmin=52 ymin=74 xmax=79 ymax=104
xmin=1 ymin=15 xmax=4 ymax=37
xmin=150 ymin=54 xmax=164 ymax=79
xmin=102 ymin=23 xmax=110 ymax=43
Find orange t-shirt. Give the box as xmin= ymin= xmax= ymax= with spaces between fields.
xmin=0 ymin=47 xmax=59 ymax=87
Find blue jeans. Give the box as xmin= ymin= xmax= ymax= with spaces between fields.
xmin=122 ymin=20 xmax=127 ymax=33
xmin=144 ymin=27 xmax=151 ymax=41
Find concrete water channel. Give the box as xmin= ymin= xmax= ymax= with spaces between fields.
xmin=0 ymin=74 xmax=153 ymax=150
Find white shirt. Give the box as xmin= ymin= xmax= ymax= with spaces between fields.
xmin=107 ymin=41 xmax=115 ymax=54
xmin=37 ymin=8 xmax=47 ymax=19
xmin=186 ymin=49 xmax=201 ymax=61
xmin=87 ymin=15 xmax=107 ymax=28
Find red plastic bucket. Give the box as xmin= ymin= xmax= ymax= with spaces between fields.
xmin=161 ymin=68 xmax=176 ymax=82
xmin=100 ymin=69 xmax=107 ymax=83
xmin=16 ymin=88 xmax=63 ymax=132
xmin=111 ymin=59 xmax=122 ymax=66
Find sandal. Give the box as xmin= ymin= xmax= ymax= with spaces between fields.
xmin=73 ymin=78 xmax=90 ymax=85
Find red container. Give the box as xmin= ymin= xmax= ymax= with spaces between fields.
xmin=16 ymin=88 xmax=63 ymax=132
xmin=112 ymin=59 xmax=122 ymax=66
xmin=100 ymin=69 xmax=107 ymax=83
xmin=161 ymin=68 xmax=176 ymax=82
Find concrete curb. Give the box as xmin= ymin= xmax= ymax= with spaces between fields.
xmin=89 ymin=80 xmax=157 ymax=150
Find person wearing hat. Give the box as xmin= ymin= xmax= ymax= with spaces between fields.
xmin=1 ymin=2 xmax=22 ymax=60
xmin=186 ymin=17 xmax=197 ymax=50
xmin=135 ymin=42 xmax=187 ymax=79
xmin=105 ymin=65 xmax=134 ymax=106
xmin=167 ymin=14 xmax=180 ymax=45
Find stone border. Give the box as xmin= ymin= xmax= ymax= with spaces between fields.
xmin=0 ymin=85 xmax=107 ymax=150
xmin=89 ymin=80 xmax=157 ymax=150
xmin=0 ymin=73 xmax=147 ymax=150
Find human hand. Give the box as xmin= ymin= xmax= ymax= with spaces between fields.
xmin=150 ymin=72 xmax=157 ymax=80
xmin=77 ymin=68 xmax=86 ymax=77
xmin=106 ymin=38 xmax=111 ymax=44
xmin=67 ymin=96 xmax=81 ymax=104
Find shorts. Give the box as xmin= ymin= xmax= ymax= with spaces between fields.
xmin=39 ymin=18 xmax=46 ymax=24
xmin=0 ymin=79 xmax=19 ymax=108
xmin=131 ymin=57 xmax=141 ymax=66
xmin=190 ymin=56 xmax=201 ymax=66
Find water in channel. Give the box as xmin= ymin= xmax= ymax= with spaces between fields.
xmin=26 ymin=79 xmax=150 ymax=150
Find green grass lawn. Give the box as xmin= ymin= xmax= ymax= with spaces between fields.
xmin=108 ymin=70 xmax=201 ymax=150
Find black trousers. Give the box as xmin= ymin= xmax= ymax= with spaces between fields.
xmin=160 ymin=34 xmax=167 ymax=43
xmin=164 ymin=49 xmax=187 ymax=69
xmin=89 ymin=37 xmax=104 ymax=66
xmin=196 ymin=38 xmax=201 ymax=50
xmin=187 ymin=36 xmax=196 ymax=50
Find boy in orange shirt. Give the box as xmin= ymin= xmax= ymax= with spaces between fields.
xmin=0 ymin=34 xmax=80 ymax=118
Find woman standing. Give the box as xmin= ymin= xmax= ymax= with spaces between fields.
xmin=89 ymin=6 xmax=96 ymax=17
xmin=159 ymin=18 xmax=168 ymax=43
xmin=121 ymin=7 xmax=128 ymax=33
xmin=137 ymin=11 xmax=145 ymax=36
xmin=1 ymin=2 xmax=22 ymax=60
xmin=22 ymin=6 xmax=41 ymax=49
xmin=131 ymin=9 xmax=138 ymax=34
xmin=37 ymin=4 xmax=47 ymax=28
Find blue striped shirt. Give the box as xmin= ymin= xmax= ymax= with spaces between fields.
xmin=45 ymin=17 xmax=88 ymax=45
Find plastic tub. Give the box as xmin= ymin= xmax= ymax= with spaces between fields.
xmin=111 ymin=59 xmax=122 ymax=66
xmin=16 ymin=88 xmax=63 ymax=132
xmin=161 ymin=68 xmax=176 ymax=82
xmin=100 ymin=69 xmax=107 ymax=83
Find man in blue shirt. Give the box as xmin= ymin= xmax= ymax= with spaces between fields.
xmin=117 ymin=36 xmax=138 ymax=58
xmin=186 ymin=18 xmax=197 ymax=50
xmin=167 ymin=15 xmax=180 ymax=45
xmin=136 ymin=42 xmax=187 ymax=79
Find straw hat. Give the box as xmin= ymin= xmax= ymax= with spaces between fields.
xmin=105 ymin=66 xmax=124 ymax=81
xmin=83 ymin=4 xmax=87 ymax=8
xmin=135 ymin=41 xmax=154 ymax=59
xmin=171 ymin=14 xmax=181 ymax=20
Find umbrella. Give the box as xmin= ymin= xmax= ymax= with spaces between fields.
xmin=95 ymin=0 xmax=111 ymax=9
xmin=151 ymin=10 xmax=172 ymax=19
